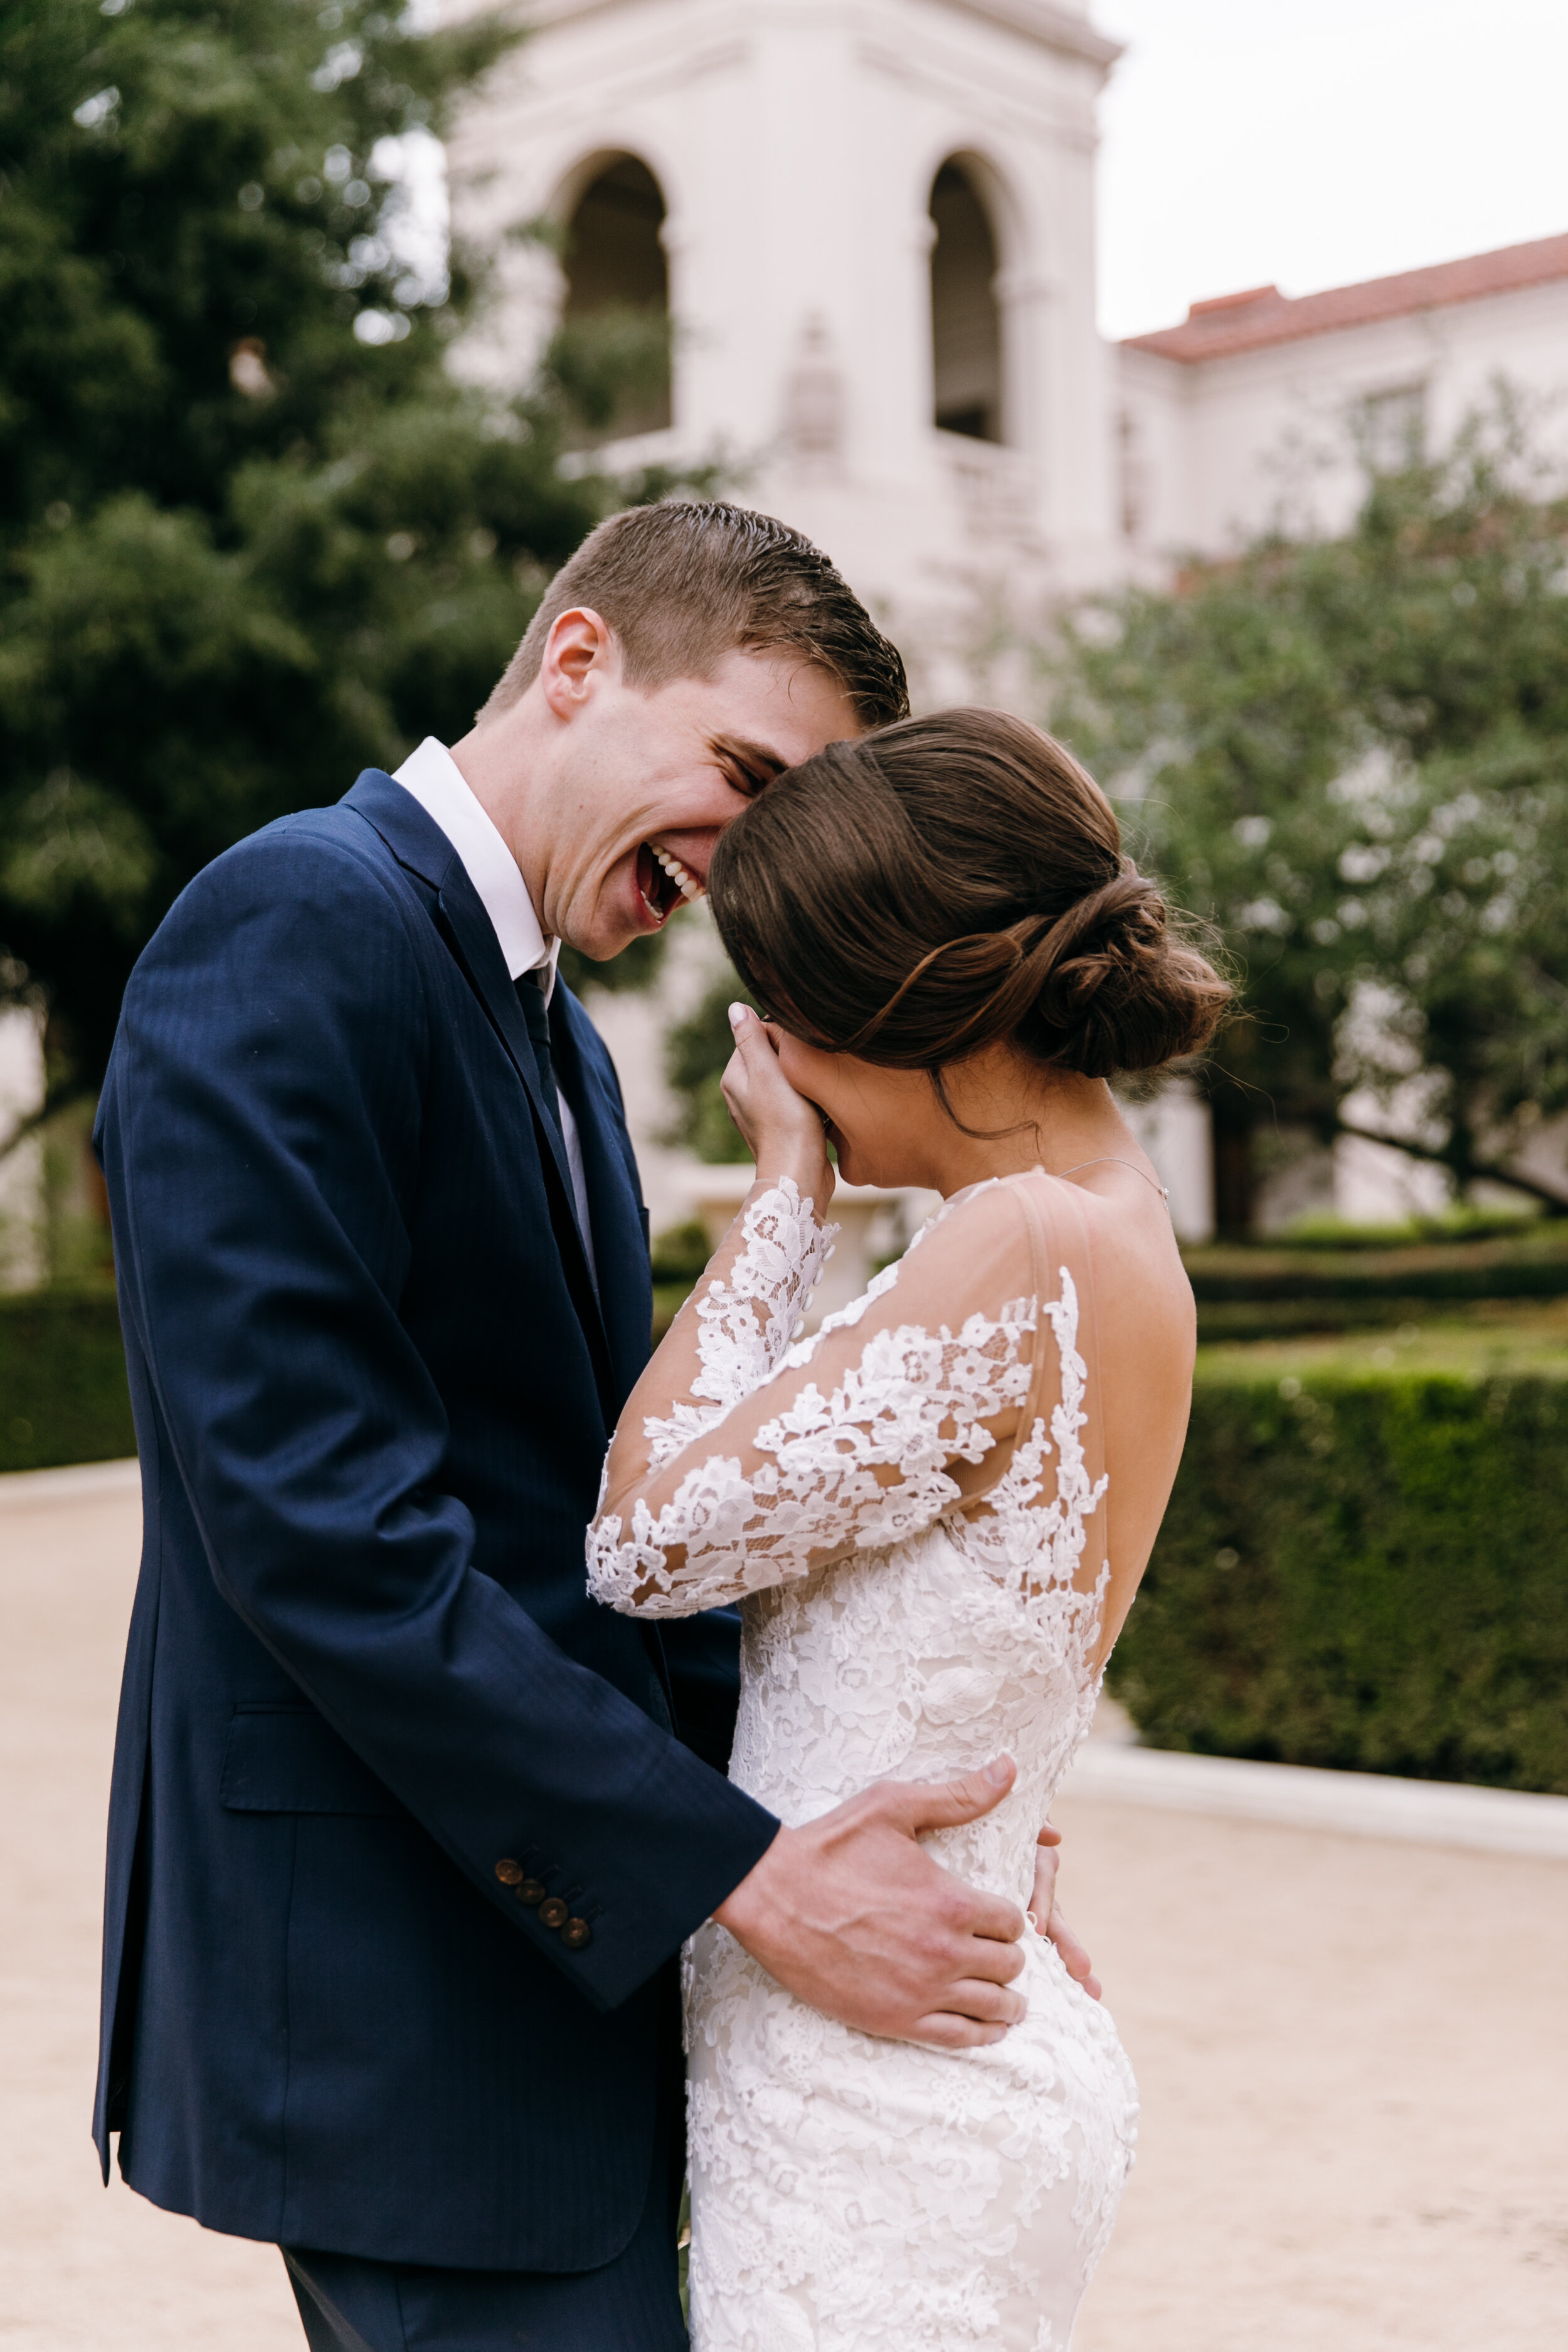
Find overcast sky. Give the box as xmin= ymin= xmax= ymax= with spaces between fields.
xmin=1096 ymin=0 xmax=1568 ymax=340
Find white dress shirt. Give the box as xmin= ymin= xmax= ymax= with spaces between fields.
xmin=393 ymin=738 xmax=599 ymax=1286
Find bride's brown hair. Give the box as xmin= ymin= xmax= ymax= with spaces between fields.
xmin=707 ymin=707 xmax=1231 ymax=1084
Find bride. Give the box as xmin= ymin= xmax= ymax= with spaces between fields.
xmin=588 ymin=708 xmax=1230 ymax=2350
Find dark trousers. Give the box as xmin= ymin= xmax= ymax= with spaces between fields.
xmin=282 ymin=2074 xmax=687 ymax=2351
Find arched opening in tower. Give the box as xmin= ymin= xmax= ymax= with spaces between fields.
xmin=929 ymin=161 xmax=1004 ymax=444
xmin=560 ymin=154 xmax=672 ymax=440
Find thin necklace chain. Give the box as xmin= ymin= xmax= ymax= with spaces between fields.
xmin=1051 ymin=1155 xmax=1171 ymax=1205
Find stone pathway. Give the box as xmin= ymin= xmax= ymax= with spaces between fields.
xmin=1 ymin=1468 xmax=298 ymax=2349
xmin=3 ymin=1465 xmax=1564 ymax=2349
xmin=1060 ymin=1797 xmax=1568 ymax=2351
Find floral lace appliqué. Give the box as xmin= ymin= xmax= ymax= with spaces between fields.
xmin=958 ymin=1266 xmax=1110 ymax=1620
xmin=588 ymin=1300 xmax=1037 ymax=1615
xmin=640 ymin=1178 xmax=837 ymax=1471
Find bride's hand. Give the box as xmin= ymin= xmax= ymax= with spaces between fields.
xmin=1030 ymin=1823 xmax=1101 ymax=2001
xmin=721 ymin=1004 xmax=835 ymax=1210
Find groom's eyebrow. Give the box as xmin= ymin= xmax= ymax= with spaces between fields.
xmin=707 ymin=733 xmax=787 ymax=795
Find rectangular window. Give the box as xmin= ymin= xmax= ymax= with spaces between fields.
xmin=1359 ymin=383 xmax=1426 ymax=474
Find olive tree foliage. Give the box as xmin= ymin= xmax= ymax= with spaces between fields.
xmin=0 ymin=0 xmax=691 ymax=1150
xmin=1046 ymin=401 xmax=1568 ymax=1231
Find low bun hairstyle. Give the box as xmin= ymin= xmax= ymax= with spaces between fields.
xmin=707 ymin=708 xmax=1231 ymax=1084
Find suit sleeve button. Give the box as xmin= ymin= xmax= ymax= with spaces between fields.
xmin=517 ymin=1878 xmax=546 ymax=1907
xmin=561 ymin=1917 xmax=593 ymax=1951
xmin=495 ymin=1859 xmax=524 ymax=1885
xmin=538 ymin=1897 xmax=569 ymax=1930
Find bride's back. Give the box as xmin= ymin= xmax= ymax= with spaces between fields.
xmin=1053 ymin=1162 xmax=1197 ymax=1664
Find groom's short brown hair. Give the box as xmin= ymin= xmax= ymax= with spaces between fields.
xmin=480 ymin=500 xmax=909 ymax=731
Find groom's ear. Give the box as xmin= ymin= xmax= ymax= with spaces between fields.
xmin=539 ymin=608 xmax=617 ymax=719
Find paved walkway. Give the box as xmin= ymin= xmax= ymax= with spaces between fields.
xmin=1 ymin=1470 xmax=299 ymax=2350
xmin=3 ymin=1467 xmax=1565 ymax=2349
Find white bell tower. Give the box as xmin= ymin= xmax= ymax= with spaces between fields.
xmin=447 ymin=0 xmax=1125 ymax=620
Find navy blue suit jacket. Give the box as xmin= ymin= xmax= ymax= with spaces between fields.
xmin=92 ymin=771 xmax=776 ymax=2269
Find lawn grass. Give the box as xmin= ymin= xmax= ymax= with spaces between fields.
xmin=1196 ymin=1296 xmax=1568 ymax=1384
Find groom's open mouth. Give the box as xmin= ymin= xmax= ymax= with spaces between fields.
xmin=636 ymin=842 xmax=704 ymax=925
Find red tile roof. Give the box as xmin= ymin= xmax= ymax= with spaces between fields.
xmin=1122 ymin=232 xmax=1568 ymax=365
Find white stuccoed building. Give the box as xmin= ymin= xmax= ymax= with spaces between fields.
xmin=0 ymin=1011 xmax=46 ymax=1291
xmin=445 ymin=0 xmax=1568 ymax=612
xmin=447 ymin=0 xmax=1125 ymax=613
xmin=1118 ymin=235 xmax=1568 ymax=562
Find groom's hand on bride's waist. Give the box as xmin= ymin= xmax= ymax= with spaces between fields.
xmin=711 ymin=1757 xmax=1031 ymax=2048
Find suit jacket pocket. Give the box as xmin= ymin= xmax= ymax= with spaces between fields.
xmin=220 ymin=1703 xmax=408 ymax=1818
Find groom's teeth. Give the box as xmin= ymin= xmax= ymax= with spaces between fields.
xmin=650 ymin=845 xmax=703 ymax=901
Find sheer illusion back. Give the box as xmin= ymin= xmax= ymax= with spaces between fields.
xmin=588 ymin=1170 xmax=1163 ymax=2352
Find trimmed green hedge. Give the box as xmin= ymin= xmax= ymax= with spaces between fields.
xmin=1184 ymin=1224 xmax=1568 ymax=1308
xmin=1110 ymin=1368 xmax=1568 ymax=1795
xmin=0 ymin=1287 xmax=134 ymax=1473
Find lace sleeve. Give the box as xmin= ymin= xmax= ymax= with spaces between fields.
xmin=642 ymin=1178 xmax=837 ymax=1471
xmin=587 ymin=1179 xmax=1046 ymax=1618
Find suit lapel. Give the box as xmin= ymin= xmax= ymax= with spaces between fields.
xmin=549 ymin=995 xmax=669 ymax=1713
xmin=432 ymin=876 xmax=581 ymax=1206
xmin=551 ymin=991 xmax=654 ymax=1394
xmin=343 ymin=773 xmax=617 ymax=1414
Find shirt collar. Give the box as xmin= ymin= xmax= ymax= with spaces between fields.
xmin=391 ymin=737 xmax=560 ymax=999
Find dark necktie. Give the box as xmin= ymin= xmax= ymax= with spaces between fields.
xmin=514 ymin=970 xmax=561 ymax=1133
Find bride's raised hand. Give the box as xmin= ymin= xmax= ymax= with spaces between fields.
xmin=721 ymin=1004 xmax=835 ymax=1212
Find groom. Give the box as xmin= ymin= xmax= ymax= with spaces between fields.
xmin=93 ymin=502 xmax=1063 ymax=2351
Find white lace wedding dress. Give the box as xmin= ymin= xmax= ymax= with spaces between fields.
xmin=588 ymin=1169 xmax=1138 ymax=2351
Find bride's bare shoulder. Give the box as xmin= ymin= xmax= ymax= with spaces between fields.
xmin=1009 ymin=1163 xmax=1195 ymax=1350
xmin=898 ymin=1171 xmax=1042 ymax=1286
xmin=895 ymin=1166 xmax=1191 ymax=1357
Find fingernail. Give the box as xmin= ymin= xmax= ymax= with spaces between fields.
xmin=984 ymin=1756 xmax=1013 ymax=1787
xmin=728 ymin=1002 xmax=748 ymax=1030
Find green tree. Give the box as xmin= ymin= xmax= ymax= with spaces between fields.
xmin=1049 ymin=406 xmax=1568 ymax=1230
xmin=0 ymin=0 xmax=691 ymax=1144
xmin=662 ymin=965 xmax=752 ymax=1163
